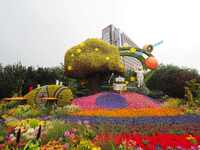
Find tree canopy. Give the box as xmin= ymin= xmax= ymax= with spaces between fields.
xmin=64 ymin=38 xmax=124 ymax=79
xmin=146 ymin=64 xmax=200 ymax=98
xmin=0 ymin=63 xmax=68 ymax=99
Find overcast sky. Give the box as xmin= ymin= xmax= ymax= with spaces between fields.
xmin=0 ymin=0 xmax=200 ymax=71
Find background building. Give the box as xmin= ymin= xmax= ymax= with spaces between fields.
xmin=102 ymin=24 xmax=141 ymax=71
xmin=102 ymin=24 xmax=139 ymax=47
xmin=120 ymin=32 xmax=138 ymax=48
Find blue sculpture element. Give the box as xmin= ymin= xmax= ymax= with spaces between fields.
xmin=153 ymin=40 xmax=164 ymax=48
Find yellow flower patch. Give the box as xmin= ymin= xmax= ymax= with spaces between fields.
xmin=76 ymin=48 xmax=82 ymax=53
xmin=67 ymin=66 xmax=72 ymax=71
xmin=95 ymin=48 xmax=99 ymax=52
xmin=105 ymin=56 xmax=110 ymax=61
xmin=130 ymin=48 xmax=137 ymax=53
xmin=130 ymin=76 xmax=136 ymax=81
xmin=80 ymin=42 xmax=85 ymax=47
xmin=125 ymin=81 xmax=129 ymax=84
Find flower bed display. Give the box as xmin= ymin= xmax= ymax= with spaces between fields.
xmin=60 ymin=115 xmax=200 ymax=125
xmin=94 ymin=133 xmax=200 ymax=149
xmin=72 ymin=108 xmax=183 ymax=117
xmin=1 ymin=82 xmax=200 ymax=149
xmin=1 ymin=117 xmax=200 ymax=149
xmin=72 ymin=92 xmax=160 ymax=109
xmin=1 ymin=32 xmax=200 ymax=149
xmin=96 ymin=93 xmax=128 ymax=108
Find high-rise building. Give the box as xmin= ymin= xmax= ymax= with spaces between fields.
xmin=120 ymin=32 xmax=138 ymax=48
xmin=102 ymin=24 xmax=120 ymax=46
xmin=102 ymin=24 xmax=139 ymax=47
xmin=102 ymin=24 xmax=142 ymax=71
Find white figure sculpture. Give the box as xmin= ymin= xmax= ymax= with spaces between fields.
xmin=135 ymin=67 xmax=145 ymax=88
xmin=56 ymin=80 xmax=59 ymax=85
xmin=113 ymin=76 xmax=127 ymax=93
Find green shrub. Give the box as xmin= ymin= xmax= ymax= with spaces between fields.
xmin=63 ymin=105 xmax=80 ymax=113
xmin=44 ymin=120 xmax=70 ymax=143
xmin=162 ymin=98 xmax=182 ymax=108
xmin=127 ymin=84 xmax=150 ymax=95
xmin=0 ymin=101 xmax=20 ymax=114
xmin=146 ymin=65 xmax=200 ymax=98
xmin=147 ymin=90 xmax=165 ymax=99
xmin=27 ymin=119 xmax=41 ymax=128
xmin=50 ymin=107 xmax=64 ymax=116
xmin=169 ymin=129 xmax=185 ymax=135
xmin=50 ymin=104 xmax=80 ymax=116
xmin=7 ymin=105 xmax=41 ymax=118
xmin=185 ymin=79 xmax=200 ymax=106
xmin=6 ymin=119 xmax=44 ymax=129
xmin=184 ymin=107 xmax=200 ymax=115
xmin=0 ymin=125 xmax=6 ymax=143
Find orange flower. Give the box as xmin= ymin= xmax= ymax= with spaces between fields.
xmin=72 ymin=108 xmax=183 ymax=117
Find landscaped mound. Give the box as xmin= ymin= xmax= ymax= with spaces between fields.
xmin=72 ymin=92 xmax=160 ymax=109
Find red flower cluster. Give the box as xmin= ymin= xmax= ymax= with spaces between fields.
xmin=94 ymin=133 xmax=200 ymax=149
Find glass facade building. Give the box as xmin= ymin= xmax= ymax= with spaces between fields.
xmin=102 ymin=24 xmax=141 ymax=71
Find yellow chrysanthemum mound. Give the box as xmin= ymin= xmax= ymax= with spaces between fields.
xmin=64 ymin=38 xmax=124 ymax=78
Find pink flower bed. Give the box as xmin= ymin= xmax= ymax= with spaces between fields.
xmin=72 ymin=92 xmax=160 ymax=109
xmin=72 ymin=93 xmax=101 ymax=109
xmin=123 ymin=92 xmax=160 ymax=109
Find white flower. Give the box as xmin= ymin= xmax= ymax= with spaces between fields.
xmin=197 ymin=145 xmax=200 ymax=150
xmin=23 ymin=128 xmax=36 ymax=139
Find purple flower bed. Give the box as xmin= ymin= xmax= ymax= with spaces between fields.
xmin=58 ymin=115 xmax=200 ymax=125
xmin=96 ymin=93 xmax=128 ymax=108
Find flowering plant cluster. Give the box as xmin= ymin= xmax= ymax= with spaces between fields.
xmin=0 ymin=117 xmax=200 ymax=149
xmin=1 ymin=119 xmax=99 ymax=149
xmin=50 ymin=104 xmax=80 ymax=116
xmin=72 ymin=92 xmax=160 ymax=109
xmin=41 ymin=140 xmax=67 ymax=150
xmin=1 ymin=88 xmax=200 ymax=150
xmin=2 ymin=104 xmax=40 ymax=119
xmin=61 ymin=120 xmax=99 ymax=150
xmin=72 ymin=108 xmax=183 ymax=117
xmin=94 ymin=133 xmax=200 ymax=149
xmin=2 ymin=119 xmax=46 ymax=148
